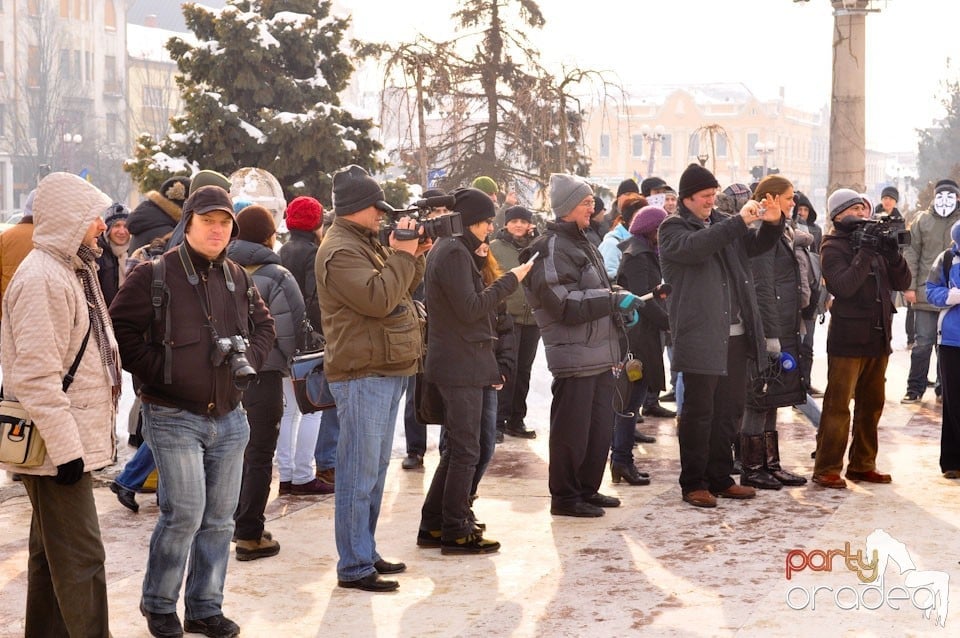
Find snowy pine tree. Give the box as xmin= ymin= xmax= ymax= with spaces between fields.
xmin=124 ymin=0 xmax=382 ymax=205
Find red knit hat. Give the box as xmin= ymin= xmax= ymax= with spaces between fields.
xmin=285 ymin=196 xmax=324 ymax=231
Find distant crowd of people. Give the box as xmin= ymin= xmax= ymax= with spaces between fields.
xmin=1 ymin=159 xmax=959 ymax=637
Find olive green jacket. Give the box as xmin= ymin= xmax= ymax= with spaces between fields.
xmin=315 ymin=217 xmax=425 ymax=381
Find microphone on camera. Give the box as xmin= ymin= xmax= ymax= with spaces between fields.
xmin=414 ymin=195 xmax=456 ymax=210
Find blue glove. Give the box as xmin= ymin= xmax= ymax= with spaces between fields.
xmin=624 ymin=309 xmax=639 ymax=328
xmin=613 ymin=290 xmax=643 ymax=313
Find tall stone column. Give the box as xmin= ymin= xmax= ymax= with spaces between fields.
xmin=828 ymin=0 xmax=869 ymax=194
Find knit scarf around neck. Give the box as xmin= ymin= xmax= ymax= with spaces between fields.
xmin=76 ymin=243 xmax=121 ymax=404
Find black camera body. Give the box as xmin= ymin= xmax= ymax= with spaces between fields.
xmin=850 ymin=213 xmax=911 ymax=252
xmin=378 ymin=194 xmax=463 ymax=244
xmin=211 ymin=335 xmax=256 ymax=384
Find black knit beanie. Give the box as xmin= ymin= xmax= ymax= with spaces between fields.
xmin=678 ymin=163 xmax=720 ymax=199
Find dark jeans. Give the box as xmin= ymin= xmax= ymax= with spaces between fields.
xmin=799 ymin=318 xmax=817 ymax=390
xmin=439 ymin=386 xmax=497 ymax=496
xmin=404 ymin=374 xmax=426 ymax=455
xmin=940 ymin=345 xmax=960 ymax=472
xmin=21 ymin=473 xmax=110 ymax=638
xmin=496 ymin=322 xmax=540 ymax=427
xmin=236 ymin=370 xmax=284 ymax=541
xmin=549 ymin=371 xmax=615 ymax=508
xmin=611 ymin=379 xmax=648 ymax=465
xmin=905 ymin=302 xmax=916 ymax=343
xmin=421 ymin=384 xmax=484 ymax=540
xmin=906 ymin=309 xmax=941 ymax=396
xmin=678 ymin=335 xmax=747 ymax=494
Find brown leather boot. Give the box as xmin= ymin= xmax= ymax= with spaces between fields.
xmin=739 ymin=433 xmax=781 ymax=490
xmin=764 ymin=430 xmax=807 ymax=486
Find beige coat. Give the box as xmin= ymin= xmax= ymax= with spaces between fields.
xmin=1 ymin=172 xmax=117 ymax=476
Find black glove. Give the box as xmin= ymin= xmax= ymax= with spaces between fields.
xmin=54 ymin=458 xmax=84 ymax=485
xmin=880 ymin=235 xmax=901 ymax=263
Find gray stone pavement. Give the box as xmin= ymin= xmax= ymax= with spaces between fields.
xmin=0 ymin=314 xmax=956 ymax=636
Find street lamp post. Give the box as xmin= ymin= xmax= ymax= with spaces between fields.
xmin=755 ymin=141 xmax=776 ymax=177
xmin=61 ymin=132 xmax=83 ymax=173
xmin=642 ymin=124 xmax=666 ymax=178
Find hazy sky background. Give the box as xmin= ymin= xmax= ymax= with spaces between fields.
xmin=342 ymin=0 xmax=957 ymax=153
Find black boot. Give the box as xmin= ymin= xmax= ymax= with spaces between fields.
xmin=740 ymin=434 xmax=781 ymax=490
xmin=764 ymin=430 xmax=807 ymax=486
xmin=731 ymin=439 xmax=742 ymax=475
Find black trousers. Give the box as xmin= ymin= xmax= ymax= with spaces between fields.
xmin=21 ymin=474 xmax=110 ymax=638
xmin=678 ymin=335 xmax=748 ymax=494
xmin=235 ymin=370 xmax=284 ymax=541
xmin=940 ymin=345 xmax=960 ymax=472
xmin=420 ymin=384 xmax=483 ymax=540
xmin=497 ymin=322 xmax=541 ymax=427
xmin=548 ymin=371 xmax=615 ymax=508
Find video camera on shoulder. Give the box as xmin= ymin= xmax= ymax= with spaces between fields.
xmin=378 ymin=194 xmax=463 ymax=244
xmin=849 ymin=213 xmax=910 ymax=252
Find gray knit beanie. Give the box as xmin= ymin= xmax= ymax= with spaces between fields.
xmin=549 ymin=173 xmax=593 ymax=219
xmin=827 ymin=188 xmax=864 ymax=220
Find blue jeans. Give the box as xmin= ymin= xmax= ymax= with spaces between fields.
xmin=329 ymin=376 xmax=404 ymax=582
xmin=140 ymin=403 xmax=249 ymax=620
xmin=611 ymin=379 xmax=648 ymax=465
xmin=906 ymin=309 xmax=941 ymax=396
xmin=115 ymin=441 xmax=156 ymax=492
xmin=313 ymin=376 xmax=339 ymax=472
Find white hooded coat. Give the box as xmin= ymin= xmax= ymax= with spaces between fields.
xmin=1 ymin=172 xmax=118 ymax=475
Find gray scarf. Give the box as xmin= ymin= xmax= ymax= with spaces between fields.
xmin=76 ymin=243 xmax=121 ymax=404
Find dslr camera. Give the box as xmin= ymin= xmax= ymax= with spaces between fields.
xmin=211 ymin=335 xmax=257 ymax=385
xmin=849 ymin=213 xmax=911 ymax=252
xmin=378 ymin=194 xmax=463 ymax=244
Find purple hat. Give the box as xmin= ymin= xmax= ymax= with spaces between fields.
xmin=629 ymin=205 xmax=668 ymax=239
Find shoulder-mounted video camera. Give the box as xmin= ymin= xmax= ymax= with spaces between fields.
xmin=378 ymin=194 xmax=463 ymax=244
xmin=848 ymin=213 xmax=910 ymax=252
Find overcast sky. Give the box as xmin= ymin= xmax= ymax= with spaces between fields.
xmin=341 ymin=0 xmax=957 ymax=153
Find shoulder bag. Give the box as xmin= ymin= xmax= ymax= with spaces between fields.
xmin=0 ymin=327 xmax=91 ymax=466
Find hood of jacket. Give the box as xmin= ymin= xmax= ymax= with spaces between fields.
xmin=32 ymin=172 xmax=112 ymax=266
xmin=793 ymin=191 xmax=818 ymax=224
xmin=226 ymin=239 xmax=282 ymax=268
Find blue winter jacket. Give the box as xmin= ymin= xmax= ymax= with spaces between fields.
xmin=926 ymin=246 xmax=960 ymax=347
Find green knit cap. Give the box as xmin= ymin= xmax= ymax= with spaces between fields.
xmin=471 ymin=176 xmax=498 ymax=196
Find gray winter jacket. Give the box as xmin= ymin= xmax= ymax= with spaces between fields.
xmin=227 ymin=239 xmax=305 ymax=374
xmin=521 ymin=220 xmax=621 ymax=378
xmin=903 ymin=206 xmax=960 ymax=311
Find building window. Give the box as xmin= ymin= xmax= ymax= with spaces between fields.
xmin=689 ymin=134 xmax=699 ymax=158
xmin=74 ymin=50 xmax=81 ymax=79
xmin=27 ymin=45 xmax=40 ymax=87
xmin=104 ymin=56 xmax=118 ymax=93
xmin=106 ymin=113 xmax=118 ymax=144
xmin=631 ymin=134 xmax=643 ymax=158
xmin=599 ymin=133 xmax=610 ymax=159
xmin=0 ymin=104 xmax=6 ymax=138
xmin=60 ymin=49 xmax=70 ymax=78
xmin=0 ymin=41 xmax=4 ymax=78
xmin=716 ymin=134 xmax=728 ymax=158
xmin=660 ymin=134 xmax=672 ymax=158
xmin=104 ymin=0 xmax=116 ymax=30
xmin=747 ymin=132 xmax=759 ymax=156
xmin=143 ymin=86 xmax=164 ymax=108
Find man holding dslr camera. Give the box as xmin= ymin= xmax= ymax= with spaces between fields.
xmin=812 ymin=189 xmax=911 ymax=489
xmin=110 ymin=185 xmax=276 ymax=638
